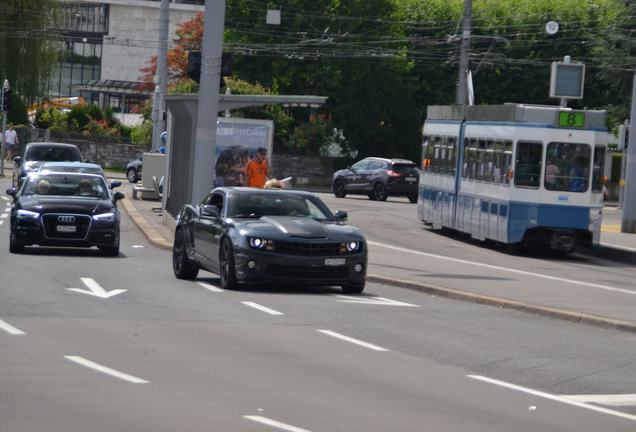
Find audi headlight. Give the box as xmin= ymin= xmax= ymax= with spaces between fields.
xmin=93 ymin=212 xmax=115 ymax=222
xmin=249 ymin=237 xmax=274 ymax=250
xmin=16 ymin=209 xmax=40 ymax=219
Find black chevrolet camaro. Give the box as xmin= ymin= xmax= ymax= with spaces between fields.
xmin=6 ymin=172 xmax=124 ymax=256
xmin=173 ymin=188 xmax=367 ymax=293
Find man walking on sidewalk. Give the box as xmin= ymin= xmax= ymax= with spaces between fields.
xmin=245 ymin=147 xmax=271 ymax=188
xmin=4 ymin=124 xmax=18 ymax=162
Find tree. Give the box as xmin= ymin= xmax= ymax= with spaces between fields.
xmin=0 ymin=0 xmax=60 ymax=104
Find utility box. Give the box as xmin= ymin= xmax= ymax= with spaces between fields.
xmin=140 ymin=152 xmax=165 ymax=199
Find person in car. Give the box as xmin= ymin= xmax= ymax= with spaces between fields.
xmin=37 ymin=179 xmax=51 ymax=195
xmin=78 ymin=179 xmax=93 ymax=196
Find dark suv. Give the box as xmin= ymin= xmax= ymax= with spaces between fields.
xmin=13 ymin=142 xmax=83 ymax=188
xmin=332 ymin=157 xmax=420 ymax=203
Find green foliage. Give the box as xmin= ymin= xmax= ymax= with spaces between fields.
xmin=0 ymin=1 xmax=61 ymax=103
xmin=286 ymin=113 xmax=334 ymax=155
xmin=169 ymin=79 xmax=200 ymax=94
xmin=34 ymin=108 xmax=67 ymax=129
xmin=7 ymin=94 xmax=28 ymax=125
xmin=131 ymin=122 xmax=153 ymax=146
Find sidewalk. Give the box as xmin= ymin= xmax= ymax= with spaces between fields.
xmin=114 ymin=176 xmax=636 ymax=334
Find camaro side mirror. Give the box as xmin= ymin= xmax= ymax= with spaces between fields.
xmin=113 ymin=191 xmax=125 ymax=201
xmin=334 ymin=210 xmax=348 ymax=221
xmin=110 ymin=181 xmax=122 ymax=189
xmin=12 ymin=156 xmax=22 ymax=166
xmin=201 ymin=205 xmax=220 ymax=219
xmin=6 ymin=187 xmax=17 ymax=197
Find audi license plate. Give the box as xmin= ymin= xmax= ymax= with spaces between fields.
xmin=56 ymin=225 xmax=77 ymax=233
xmin=405 ymin=176 xmax=416 ymax=182
xmin=325 ymin=258 xmax=346 ymax=266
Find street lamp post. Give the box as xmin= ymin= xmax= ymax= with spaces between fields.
xmin=0 ymin=79 xmax=9 ymax=178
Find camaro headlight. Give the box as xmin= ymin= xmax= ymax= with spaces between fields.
xmin=93 ymin=212 xmax=115 ymax=222
xmin=16 ymin=209 xmax=40 ymax=219
xmin=341 ymin=241 xmax=360 ymax=252
xmin=249 ymin=237 xmax=274 ymax=250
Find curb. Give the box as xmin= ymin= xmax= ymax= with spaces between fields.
xmin=578 ymin=244 xmax=636 ymax=265
xmin=367 ymin=274 xmax=636 ymax=334
xmin=120 ymin=197 xmax=172 ymax=250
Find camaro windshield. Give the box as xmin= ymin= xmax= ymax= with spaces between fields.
xmin=22 ymin=174 xmax=110 ymax=199
xmin=228 ymin=193 xmax=334 ymax=220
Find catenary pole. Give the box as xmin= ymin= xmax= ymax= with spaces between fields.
xmin=621 ymin=71 xmax=636 ymax=233
xmin=455 ymin=0 xmax=472 ymax=105
xmin=191 ymin=0 xmax=226 ymax=204
xmin=152 ymin=0 xmax=169 ymax=151
xmin=0 ymin=80 xmax=8 ymax=178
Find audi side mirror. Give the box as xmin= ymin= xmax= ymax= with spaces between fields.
xmin=12 ymin=156 xmax=22 ymax=166
xmin=334 ymin=210 xmax=348 ymax=221
xmin=113 ymin=191 xmax=125 ymax=201
xmin=110 ymin=181 xmax=122 ymax=189
xmin=6 ymin=187 xmax=17 ymax=197
xmin=201 ymin=205 xmax=220 ymax=219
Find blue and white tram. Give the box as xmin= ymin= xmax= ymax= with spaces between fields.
xmin=418 ymin=104 xmax=608 ymax=252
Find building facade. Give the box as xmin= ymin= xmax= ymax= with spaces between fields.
xmin=51 ymin=0 xmax=203 ymax=113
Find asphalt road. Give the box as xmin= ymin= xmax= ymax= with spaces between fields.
xmin=1 ymin=178 xmax=636 ymax=431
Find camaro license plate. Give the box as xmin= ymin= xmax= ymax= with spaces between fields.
xmin=56 ymin=225 xmax=77 ymax=233
xmin=405 ymin=176 xmax=416 ymax=182
xmin=325 ymin=258 xmax=346 ymax=266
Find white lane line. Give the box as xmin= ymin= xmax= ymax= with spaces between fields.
xmin=368 ymin=240 xmax=636 ymax=295
xmin=244 ymin=416 xmax=311 ymax=432
xmin=317 ymin=329 xmax=389 ymax=352
xmin=334 ymin=295 xmax=419 ymax=307
xmin=197 ymin=281 xmax=224 ymax=293
xmin=0 ymin=220 xmax=4 ymax=226
xmin=561 ymin=394 xmax=636 ymax=407
xmin=64 ymin=356 xmax=149 ymax=384
xmin=0 ymin=213 xmax=8 ymax=219
xmin=0 ymin=319 xmax=25 ymax=335
xmin=242 ymin=301 xmax=284 ymax=316
xmin=1 ymin=196 xmax=9 ymax=201
xmin=468 ymin=375 xmax=636 ymax=422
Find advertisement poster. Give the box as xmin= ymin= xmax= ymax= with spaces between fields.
xmin=213 ymin=118 xmax=274 ymax=187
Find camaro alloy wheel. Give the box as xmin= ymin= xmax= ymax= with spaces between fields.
xmin=173 ymin=229 xmax=199 ymax=280
xmin=220 ymin=239 xmax=238 ymax=290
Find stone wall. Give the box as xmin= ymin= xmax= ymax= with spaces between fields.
xmin=28 ymin=129 xmax=148 ymax=169
xmin=272 ymin=154 xmax=347 ymax=189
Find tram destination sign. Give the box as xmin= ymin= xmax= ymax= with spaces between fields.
xmin=558 ymin=111 xmax=585 ymax=128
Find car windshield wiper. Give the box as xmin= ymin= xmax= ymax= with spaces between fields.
xmin=230 ymin=213 xmax=262 ymax=219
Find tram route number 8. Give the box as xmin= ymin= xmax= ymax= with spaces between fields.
xmin=558 ymin=111 xmax=585 ymax=128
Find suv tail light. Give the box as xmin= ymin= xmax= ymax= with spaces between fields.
xmin=384 ymin=170 xmax=402 ymax=177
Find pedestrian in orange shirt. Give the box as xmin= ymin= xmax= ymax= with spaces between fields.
xmin=245 ymin=147 xmax=271 ymax=188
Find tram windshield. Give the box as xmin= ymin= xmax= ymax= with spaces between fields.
xmin=544 ymin=142 xmax=591 ymax=192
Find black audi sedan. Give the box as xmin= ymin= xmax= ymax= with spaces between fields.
xmin=173 ymin=188 xmax=367 ymax=293
xmin=332 ymin=157 xmax=420 ymax=202
xmin=6 ymin=172 xmax=124 ymax=256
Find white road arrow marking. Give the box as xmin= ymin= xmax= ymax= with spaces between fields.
xmin=561 ymin=394 xmax=636 ymax=407
xmin=0 ymin=318 xmax=25 ymax=335
xmin=244 ymin=415 xmax=312 ymax=432
xmin=65 ymin=356 xmax=149 ymax=384
xmin=334 ymin=295 xmax=419 ymax=307
xmin=67 ymin=277 xmax=126 ymax=299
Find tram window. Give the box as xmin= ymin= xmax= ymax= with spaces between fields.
xmin=592 ymin=146 xmax=606 ymax=192
xmin=485 ymin=149 xmax=495 ymax=182
xmin=422 ymin=136 xmax=431 ymax=171
xmin=448 ymin=137 xmax=457 ymax=176
xmin=476 ymin=139 xmax=487 ymax=181
xmin=493 ymin=140 xmax=504 ymax=184
xmin=515 ymin=141 xmax=542 ymax=188
xmin=439 ymin=138 xmax=448 ymax=174
xmin=545 ymin=142 xmax=591 ymax=192
xmin=462 ymin=139 xmax=470 ymax=178
xmin=503 ymin=141 xmax=513 ymax=185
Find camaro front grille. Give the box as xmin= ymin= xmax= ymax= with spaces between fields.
xmin=267 ymin=265 xmax=349 ymax=278
xmin=273 ymin=241 xmax=342 ymax=256
xmin=42 ymin=213 xmax=91 ymax=239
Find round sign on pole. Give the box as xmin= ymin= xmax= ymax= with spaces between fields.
xmin=545 ymin=21 xmax=559 ymax=35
